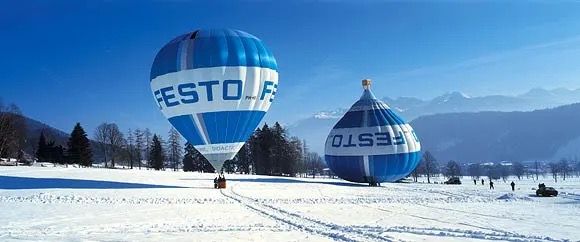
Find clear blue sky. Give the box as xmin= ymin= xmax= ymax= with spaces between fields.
xmin=2 ymin=1 xmax=580 ymax=137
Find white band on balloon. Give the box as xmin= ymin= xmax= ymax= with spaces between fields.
xmin=325 ymin=124 xmax=421 ymax=156
xmin=194 ymin=142 xmax=246 ymax=155
xmin=150 ymin=66 xmax=279 ymax=118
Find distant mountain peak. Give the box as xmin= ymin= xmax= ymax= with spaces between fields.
xmin=431 ymin=91 xmax=471 ymax=104
xmin=520 ymin=87 xmax=554 ymax=98
xmin=446 ymin=91 xmax=470 ymax=98
xmin=313 ymin=108 xmax=347 ymax=119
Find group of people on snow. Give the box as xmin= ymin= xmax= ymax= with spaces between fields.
xmin=473 ymin=178 xmax=516 ymax=191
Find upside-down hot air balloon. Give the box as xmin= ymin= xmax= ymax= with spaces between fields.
xmin=324 ymin=79 xmax=421 ymax=185
xmin=150 ymin=29 xmax=278 ymax=172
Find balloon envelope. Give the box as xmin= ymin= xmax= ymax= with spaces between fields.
xmin=150 ymin=29 xmax=278 ymax=171
xmin=324 ymin=81 xmax=421 ymax=183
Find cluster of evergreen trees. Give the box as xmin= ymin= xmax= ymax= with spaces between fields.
xmin=249 ymin=123 xmax=303 ymax=176
xmin=182 ymin=122 xmax=327 ymax=177
xmin=182 ymin=143 xmax=215 ymax=173
xmin=36 ymin=123 xmax=92 ymax=166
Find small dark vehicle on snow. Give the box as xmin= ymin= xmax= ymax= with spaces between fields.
xmin=536 ymin=183 xmax=558 ymax=197
xmin=444 ymin=177 xmax=461 ymax=185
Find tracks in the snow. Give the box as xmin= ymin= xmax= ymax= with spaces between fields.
xmin=352 ymin=226 xmax=562 ymax=242
xmin=221 ymin=185 xmax=566 ymax=242
xmin=361 ymin=204 xmax=561 ymax=241
xmin=220 ymin=186 xmax=394 ymax=242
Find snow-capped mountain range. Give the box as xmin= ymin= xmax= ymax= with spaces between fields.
xmin=288 ymin=87 xmax=580 ymax=156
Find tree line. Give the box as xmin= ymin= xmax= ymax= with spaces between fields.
xmin=412 ymin=151 xmax=580 ymax=183
xmin=92 ymin=123 xmax=183 ymax=170
xmin=7 ymin=97 xmax=579 ymax=182
xmin=25 ymin=116 xmax=327 ymax=177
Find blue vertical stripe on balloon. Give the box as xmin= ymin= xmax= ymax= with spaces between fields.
xmin=369 ymin=151 xmax=421 ymax=182
xmin=240 ymin=35 xmax=260 ymax=67
xmin=368 ymin=108 xmax=407 ymax=127
xmin=240 ymin=111 xmax=265 ymax=143
xmin=216 ymin=31 xmax=229 ymax=66
xmin=385 ymin=108 xmax=406 ymax=126
xmin=233 ymin=110 xmax=262 ymax=143
xmin=150 ymin=42 xmax=179 ymax=80
xmin=227 ymin=31 xmax=246 ymax=67
xmin=167 ymin=115 xmax=206 ymax=145
xmin=201 ymin=110 xmax=266 ymax=144
xmin=367 ymin=108 xmax=381 ymax=127
xmin=333 ymin=111 xmax=364 ymax=129
xmin=381 ymin=108 xmax=399 ymax=126
xmin=325 ymin=155 xmax=365 ymax=183
xmin=254 ymin=37 xmax=269 ymax=68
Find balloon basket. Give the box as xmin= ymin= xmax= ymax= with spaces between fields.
xmin=217 ymin=181 xmax=226 ymax=189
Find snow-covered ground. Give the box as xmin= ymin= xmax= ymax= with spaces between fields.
xmin=1 ymin=166 xmax=579 ymax=241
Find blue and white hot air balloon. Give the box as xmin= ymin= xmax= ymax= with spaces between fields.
xmin=324 ymin=79 xmax=421 ymax=184
xmin=150 ymin=29 xmax=278 ymax=172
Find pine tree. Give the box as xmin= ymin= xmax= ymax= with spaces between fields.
xmin=222 ymin=159 xmax=235 ymax=173
xmin=182 ymin=143 xmax=195 ymax=172
xmin=134 ymin=129 xmax=144 ymax=169
xmin=167 ymin=128 xmax=182 ymax=171
xmin=283 ymin=137 xmax=302 ymax=176
xmin=248 ymin=128 xmax=261 ymax=174
xmin=234 ymin=142 xmax=251 ymax=174
xmin=67 ymin=123 xmax=93 ymax=167
xmin=157 ymin=135 xmax=167 ymax=169
xmin=143 ymin=128 xmax=152 ymax=169
xmin=126 ymin=129 xmax=135 ymax=169
xmin=150 ymin=134 xmax=164 ymax=170
xmin=271 ymin=122 xmax=286 ymax=175
xmin=252 ymin=124 xmax=275 ymax=175
xmin=36 ymin=132 xmax=48 ymax=162
xmin=53 ymin=145 xmax=66 ymax=164
xmin=187 ymin=144 xmax=213 ymax=173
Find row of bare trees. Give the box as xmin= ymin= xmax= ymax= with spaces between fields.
xmin=548 ymin=159 xmax=580 ymax=182
xmin=92 ymin=123 xmax=183 ymax=170
xmin=94 ymin=123 xmax=124 ymax=168
xmin=411 ymin=151 xmax=440 ymax=183
xmin=412 ymin=151 xmax=580 ymax=183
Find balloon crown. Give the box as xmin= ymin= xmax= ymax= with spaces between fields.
xmin=362 ymin=79 xmax=372 ymax=90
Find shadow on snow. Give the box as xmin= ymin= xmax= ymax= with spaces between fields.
xmin=0 ymin=176 xmax=186 ymax=190
xmin=226 ymin=177 xmax=369 ymax=187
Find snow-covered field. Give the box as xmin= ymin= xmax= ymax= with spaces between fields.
xmin=1 ymin=166 xmax=579 ymax=241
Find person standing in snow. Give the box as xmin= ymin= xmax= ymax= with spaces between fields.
xmin=489 ymin=180 xmax=494 ymax=189
xmin=510 ymin=181 xmax=515 ymax=191
xmin=481 ymin=179 xmax=485 ymax=186
xmin=474 ymin=179 xmax=477 ymax=185
xmin=214 ymin=177 xmax=218 ymax=189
